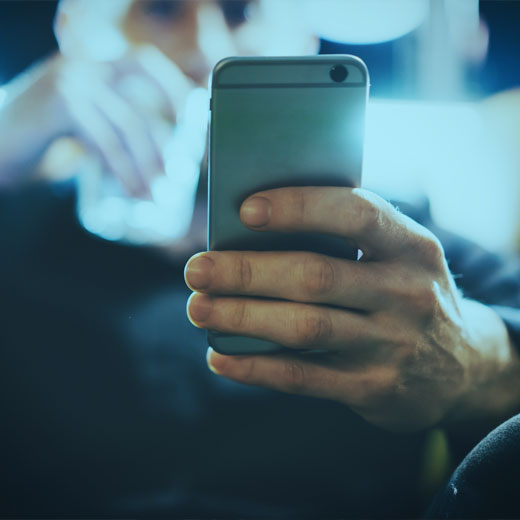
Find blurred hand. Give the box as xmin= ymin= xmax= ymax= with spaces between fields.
xmin=54 ymin=45 xmax=195 ymax=196
xmin=185 ymin=187 xmax=515 ymax=432
xmin=0 ymin=46 xmax=194 ymax=196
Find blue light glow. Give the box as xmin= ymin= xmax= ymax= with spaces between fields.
xmin=364 ymin=99 xmax=520 ymax=253
xmin=302 ymin=0 xmax=429 ymax=44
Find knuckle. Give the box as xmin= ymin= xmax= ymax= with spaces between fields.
xmin=356 ymin=196 xmax=383 ymax=234
xmin=302 ymin=256 xmax=335 ymax=298
xmin=355 ymin=369 xmax=401 ymax=408
xmin=293 ymin=310 xmax=332 ymax=347
xmin=230 ymin=299 xmax=250 ymax=330
xmin=240 ymin=357 xmax=258 ymax=383
xmin=234 ymin=255 xmax=253 ymax=291
xmin=289 ymin=188 xmax=307 ymax=226
xmin=413 ymin=233 xmax=445 ymax=270
xmin=282 ymin=360 xmax=307 ymax=392
xmin=409 ymin=281 xmax=441 ymax=319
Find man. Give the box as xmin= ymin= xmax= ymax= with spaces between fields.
xmin=1 ymin=0 xmax=519 ymax=517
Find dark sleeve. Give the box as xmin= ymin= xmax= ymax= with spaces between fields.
xmin=396 ymin=198 xmax=520 ymax=351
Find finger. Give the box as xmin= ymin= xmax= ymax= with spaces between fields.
xmin=185 ymin=250 xmax=387 ymax=311
xmin=93 ymin=82 xmax=163 ymax=186
xmin=207 ymin=347 xmax=341 ymax=401
xmin=116 ymin=45 xmax=194 ymax=121
xmin=114 ymin=75 xmax=172 ymax=164
xmin=187 ymin=292 xmax=377 ymax=351
xmin=240 ymin=187 xmax=428 ymax=260
xmin=207 ymin=348 xmax=400 ymax=418
xmin=57 ymin=62 xmax=151 ymax=197
xmin=60 ymin=85 xmax=145 ymax=197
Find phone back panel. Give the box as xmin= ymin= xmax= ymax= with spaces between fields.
xmin=208 ymin=56 xmax=369 ymax=354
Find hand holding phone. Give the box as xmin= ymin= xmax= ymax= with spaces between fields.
xmin=186 ymin=182 xmax=482 ymax=433
xmin=184 ymin=57 xmax=512 ymax=435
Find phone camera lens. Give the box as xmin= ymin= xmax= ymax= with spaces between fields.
xmin=329 ymin=64 xmax=348 ymax=83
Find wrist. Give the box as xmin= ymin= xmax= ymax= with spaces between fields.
xmin=444 ymin=299 xmax=520 ymax=425
xmin=32 ymin=54 xmax=72 ymax=139
xmin=0 ymin=53 xmax=71 ymax=182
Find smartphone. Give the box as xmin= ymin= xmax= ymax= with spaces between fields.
xmin=208 ymin=55 xmax=369 ymax=355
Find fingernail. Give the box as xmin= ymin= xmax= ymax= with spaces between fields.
xmin=185 ymin=255 xmax=214 ymax=290
xmin=187 ymin=293 xmax=212 ymax=323
xmin=241 ymin=196 xmax=271 ymax=227
xmin=206 ymin=347 xmax=226 ymax=375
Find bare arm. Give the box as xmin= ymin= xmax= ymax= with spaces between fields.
xmin=0 ymin=54 xmax=66 ymax=186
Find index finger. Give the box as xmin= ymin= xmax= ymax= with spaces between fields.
xmin=118 ymin=45 xmax=194 ymax=121
xmin=240 ymin=187 xmax=429 ymax=260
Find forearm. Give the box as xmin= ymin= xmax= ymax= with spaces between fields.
xmin=0 ymin=54 xmax=65 ymax=186
xmin=444 ymin=299 xmax=520 ymax=427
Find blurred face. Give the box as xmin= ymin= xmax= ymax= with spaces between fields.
xmin=120 ymin=0 xmax=318 ymax=85
xmin=57 ymin=0 xmax=318 ymax=85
